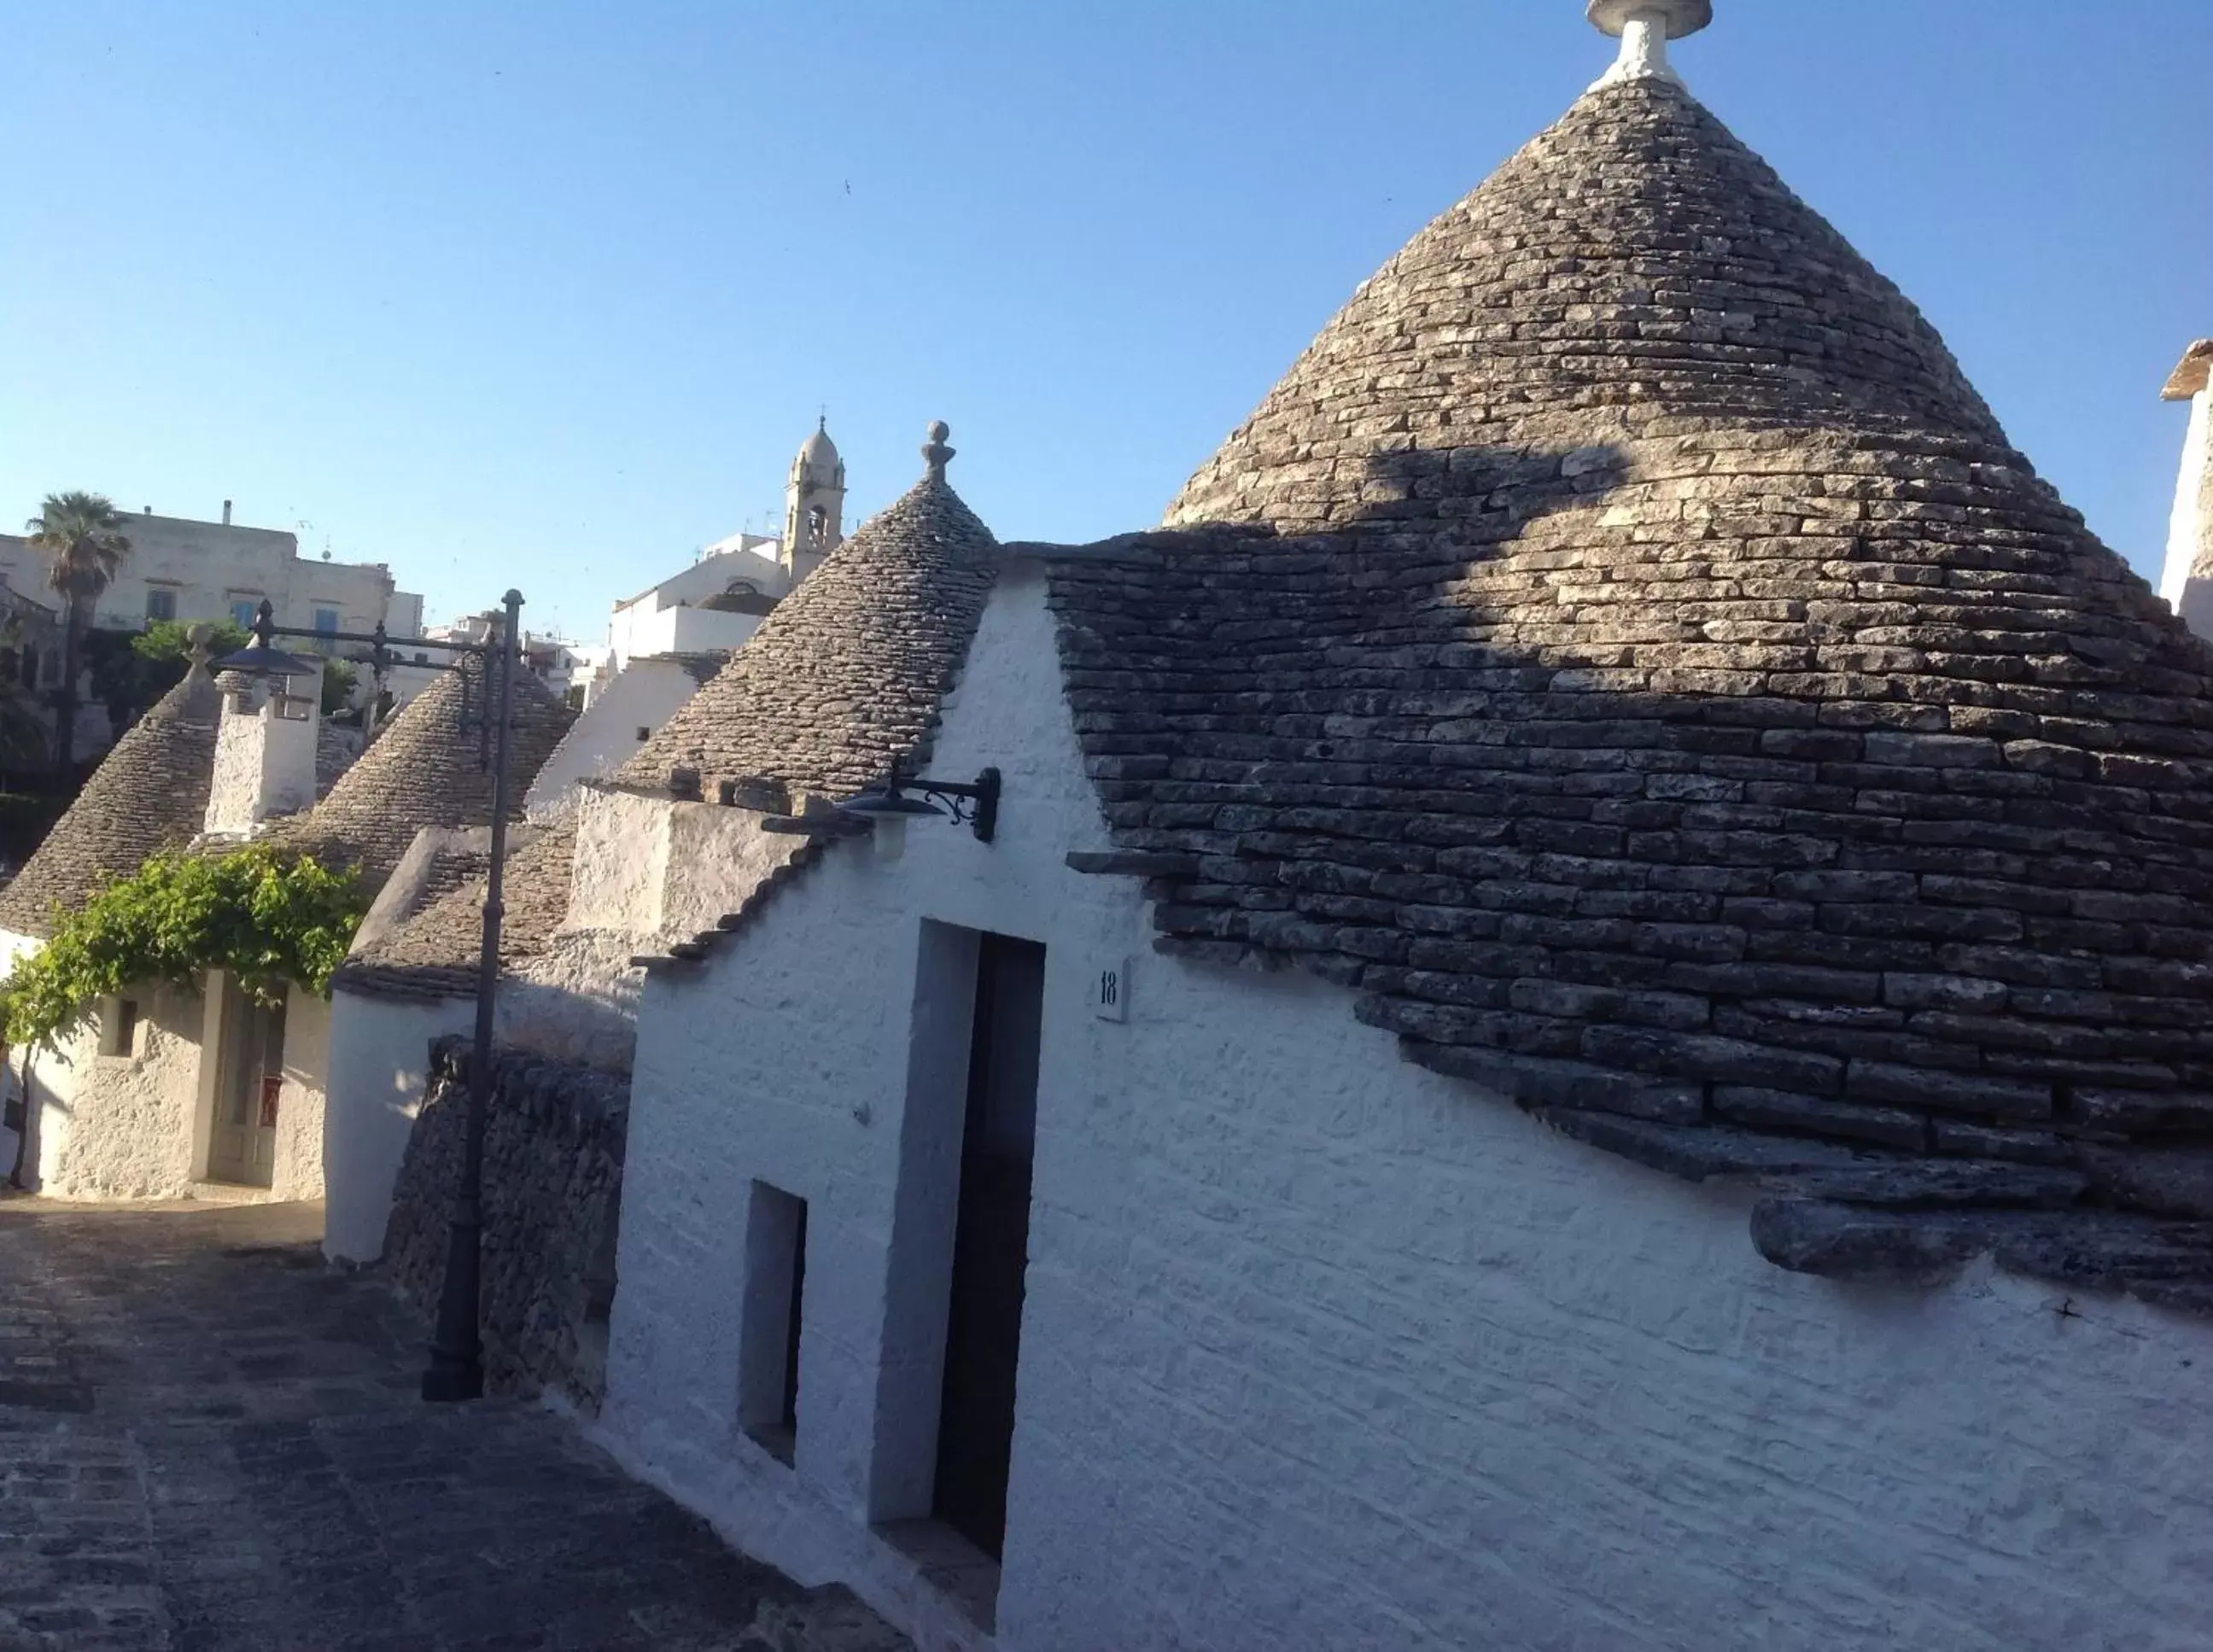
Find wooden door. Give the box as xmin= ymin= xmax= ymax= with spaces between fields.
xmin=208 ymin=988 xmax=283 ymax=1188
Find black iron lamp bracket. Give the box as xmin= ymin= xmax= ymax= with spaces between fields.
xmin=758 ymin=762 xmax=1002 ymax=844
xmin=908 ymin=768 xmax=1001 ymax=842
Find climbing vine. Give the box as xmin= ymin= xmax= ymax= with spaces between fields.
xmin=1 ymin=846 xmax=369 ymax=1048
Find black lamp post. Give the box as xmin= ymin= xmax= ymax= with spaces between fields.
xmin=215 ymin=589 xmax=527 ymax=1404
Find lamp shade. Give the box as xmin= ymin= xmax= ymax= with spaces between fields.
xmin=213 ymin=642 xmax=324 ymax=680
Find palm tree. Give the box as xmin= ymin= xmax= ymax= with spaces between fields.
xmin=23 ymin=492 xmax=130 ymax=771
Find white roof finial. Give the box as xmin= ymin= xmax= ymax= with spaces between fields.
xmin=1588 ymin=0 xmax=1712 ymax=89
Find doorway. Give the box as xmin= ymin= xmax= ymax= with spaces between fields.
xmin=207 ymin=984 xmax=284 ymax=1188
xmin=931 ymin=931 xmax=1045 ymax=1560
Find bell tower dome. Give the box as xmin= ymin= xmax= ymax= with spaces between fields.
xmin=782 ymin=417 xmax=846 ymax=588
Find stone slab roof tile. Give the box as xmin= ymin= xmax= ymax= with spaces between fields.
xmin=1045 ymin=76 xmax=2213 ymax=1309
xmin=0 ymin=668 xmax=224 ymax=938
xmin=334 ymin=826 xmax=575 ymax=1002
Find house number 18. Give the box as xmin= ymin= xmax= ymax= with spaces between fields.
xmin=1091 ymin=956 xmax=1130 ymax=1024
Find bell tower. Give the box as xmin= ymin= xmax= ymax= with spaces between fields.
xmin=782 ymin=417 xmax=846 ymax=588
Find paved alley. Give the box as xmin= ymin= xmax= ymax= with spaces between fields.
xmin=0 ymin=1196 xmax=907 ymax=1652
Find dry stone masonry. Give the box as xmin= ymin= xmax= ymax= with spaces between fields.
xmin=336 ymin=825 xmax=577 ymax=1001
xmin=1047 ymin=76 xmax=2213 ymax=1306
xmin=382 ymin=1036 xmax=628 ymax=1407
xmin=0 ymin=667 xmax=224 ymax=937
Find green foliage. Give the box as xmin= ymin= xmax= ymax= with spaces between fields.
xmin=24 ymin=492 xmax=131 ymax=605
xmin=132 ymin=619 xmax=250 ymax=666
xmin=88 ymin=621 xmax=251 ymax=723
xmin=321 ymin=658 xmax=357 ymax=715
xmin=0 ymin=845 xmax=369 ymax=1049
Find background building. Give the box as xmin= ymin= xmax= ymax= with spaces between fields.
xmin=0 ymin=501 xmax=423 ymax=650
xmin=581 ymin=423 xmax=844 ymax=707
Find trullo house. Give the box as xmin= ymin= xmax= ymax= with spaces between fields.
xmin=379 ymin=6 xmax=2213 ymax=1649
xmin=0 ymin=640 xmax=571 ymax=1201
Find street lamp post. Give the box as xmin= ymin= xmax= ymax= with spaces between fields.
xmin=420 ymin=588 xmax=523 ymax=1403
xmin=214 ymin=590 xmax=527 ymax=1404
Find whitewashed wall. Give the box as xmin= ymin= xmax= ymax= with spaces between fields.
xmin=501 ymin=781 xmax=807 ymax=1072
xmin=523 ymin=659 xmax=703 ymax=824
xmin=599 ymin=563 xmax=2213 ymax=1652
xmin=272 ymin=987 xmax=331 ymax=1202
xmin=14 ymin=982 xmax=207 ymax=1200
xmin=322 ymin=987 xmax=474 ymax=1262
xmin=2162 ymin=381 xmax=2213 ymax=636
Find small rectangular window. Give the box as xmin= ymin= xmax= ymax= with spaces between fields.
xmin=101 ymin=997 xmax=139 ymax=1058
xmin=144 ymin=588 xmax=177 ymax=623
xmin=230 ymin=599 xmax=260 ymax=630
xmin=313 ymin=607 xmax=339 ymax=634
xmin=738 ymin=1182 xmax=809 ymax=1464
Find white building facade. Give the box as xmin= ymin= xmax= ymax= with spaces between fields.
xmin=0 ymin=504 xmax=422 ymax=647
xmin=585 ymin=424 xmax=847 ymax=704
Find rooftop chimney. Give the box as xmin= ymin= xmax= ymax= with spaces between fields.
xmin=222 ymin=499 xmax=233 ymax=525
xmin=204 ymin=668 xmax=321 ymax=838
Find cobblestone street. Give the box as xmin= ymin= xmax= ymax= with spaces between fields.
xmin=0 ymin=1195 xmax=906 ymax=1652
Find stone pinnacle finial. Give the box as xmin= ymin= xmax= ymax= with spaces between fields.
xmin=1588 ymin=0 xmax=1712 ymax=88
xmin=185 ymin=622 xmax=214 ymax=672
xmin=922 ymin=420 xmax=955 ymax=482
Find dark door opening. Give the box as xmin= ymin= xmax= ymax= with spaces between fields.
xmin=781 ymin=1200 xmax=809 ymax=1436
xmin=932 ymin=931 xmax=1044 ymax=1560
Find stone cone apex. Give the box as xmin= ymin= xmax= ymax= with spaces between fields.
xmin=622 ymin=466 xmax=999 ymax=805
xmin=1588 ymin=0 xmax=1711 ymax=85
xmin=1170 ymin=74 xmax=2009 ymax=534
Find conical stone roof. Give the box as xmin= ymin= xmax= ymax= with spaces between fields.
xmin=1048 ymin=73 xmax=2213 ymax=1295
xmin=618 ymin=470 xmax=999 ymax=803
xmin=261 ymin=654 xmax=573 ymax=891
xmin=1170 ymin=76 xmax=2010 ymax=530
xmin=0 ymin=668 xmax=224 ymax=939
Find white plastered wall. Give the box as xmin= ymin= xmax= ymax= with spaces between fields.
xmin=321 ymin=986 xmax=475 ymax=1262
xmin=503 ymin=783 xmax=805 ymax=1072
xmin=272 ymin=985 xmax=330 ymax=1202
xmin=13 ymin=979 xmax=207 ymax=1200
xmin=204 ymin=685 xmax=320 ymax=838
xmin=2160 ymin=382 xmax=2213 ymax=637
xmin=597 ymin=563 xmax=2213 ymax=1652
xmin=523 ymin=659 xmax=704 ymax=825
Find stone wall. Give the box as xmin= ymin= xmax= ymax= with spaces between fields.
xmin=383 ymin=1036 xmax=628 ymax=1409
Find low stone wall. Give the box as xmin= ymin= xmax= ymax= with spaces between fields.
xmin=383 ymin=1035 xmax=628 ymax=1408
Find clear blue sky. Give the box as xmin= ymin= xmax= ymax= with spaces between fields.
xmin=3 ymin=2 xmax=2206 ymax=641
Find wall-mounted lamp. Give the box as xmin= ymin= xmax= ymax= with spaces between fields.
xmin=761 ymin=761 xmax=1001 ymax=861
